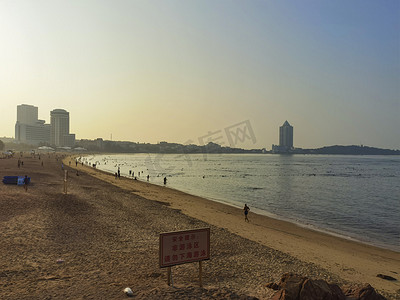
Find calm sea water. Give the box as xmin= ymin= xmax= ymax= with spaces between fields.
xmin=83 ymin=153 xmax=400 ymax=251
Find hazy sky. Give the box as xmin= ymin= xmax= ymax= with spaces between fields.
xmin=1 ymin=0 xmax=399 ymax=149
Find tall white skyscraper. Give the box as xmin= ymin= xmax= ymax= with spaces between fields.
xmin=15 ymin=104 xmax=51 ymax=145
xmin=50 ymin=109 xmax=75 ymax=147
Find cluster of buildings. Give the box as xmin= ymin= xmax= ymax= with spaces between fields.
xmin=15 ymin=104 xmax=75 ymax=147
xmin=13 ymin=104 xmax=295 ymax=153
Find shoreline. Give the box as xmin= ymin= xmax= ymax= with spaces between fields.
xmin=133 ymin=179 xmax=398 ymax=253
xmin=81 ymin=153 xmax=399 ymax=253
xmin=68 ymin=155 xmax=400 ymax=296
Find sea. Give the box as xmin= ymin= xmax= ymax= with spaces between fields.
xmin=82 ymin=153 xmax=400 ymax=252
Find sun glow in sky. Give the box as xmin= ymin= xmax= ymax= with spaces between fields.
xmin=0 ymin=0 xmax=399 ymax=149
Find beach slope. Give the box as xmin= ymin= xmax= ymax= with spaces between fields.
xmin=0 ymin=154 xmax=398 ymax=299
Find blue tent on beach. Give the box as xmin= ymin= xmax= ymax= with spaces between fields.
xmin=2 ymin=176 xmax=30 ymax=185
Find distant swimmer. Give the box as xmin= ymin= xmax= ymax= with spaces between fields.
xmin=244 ymin=204 xmax=250 ymax=222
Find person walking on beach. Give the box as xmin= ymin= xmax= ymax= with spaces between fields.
xmin=164 ymin=177 xmax=167 ymax=185
xmin=244 ymin=204 xmax=250 ymax=222
xmin=23 ymin=175 xmax=29 ymax=192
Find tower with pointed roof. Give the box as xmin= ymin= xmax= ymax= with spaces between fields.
xmin=279 ymin=120 xmax=293 ymax=150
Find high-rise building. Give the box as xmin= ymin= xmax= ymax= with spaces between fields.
xmin=271 ymin=120 xmax=294 ymax=153
xmin=17 ymin=104 xmax=38 ymax=124
xmin=50 ymin=109 xmax=75 ymax=147
xmin=279 ymin=120 xmax=293 ymax=149
xmin=15 ymin=104 xmax=51 ymax=145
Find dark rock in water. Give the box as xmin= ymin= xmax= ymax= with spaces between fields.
xmin=268 ymin=273 xmax=386 ymax=300
xmin=376 ymin=274 xmax=397 ymax=281
xmin=343 ymin=283 xmax=386 ymax=300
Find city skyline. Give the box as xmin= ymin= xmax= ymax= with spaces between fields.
xmin=0 ymin=1 xmax=399 ymax=150
xmin=14 ymin=104 xmax=75 ymax=147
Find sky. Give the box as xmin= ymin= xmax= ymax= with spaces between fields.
xmin=0 ymin=0 xmax=399 ymax=150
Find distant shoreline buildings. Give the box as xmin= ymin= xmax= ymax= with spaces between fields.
xmin=6 ymin=111 xmax=399 ymax=155
xmin=15 ymin=104 xmax=75 ymax=147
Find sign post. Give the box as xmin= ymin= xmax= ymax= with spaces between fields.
xmin=160 ymin=228 xmax=210 ymax=287
xmin=199 ymin=261 xmax=203 ymax=287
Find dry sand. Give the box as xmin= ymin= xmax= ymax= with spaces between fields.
xmin=0 ymin=153 xmax=398 ymax=299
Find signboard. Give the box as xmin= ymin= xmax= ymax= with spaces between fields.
xmin=159 ymin=228 xmax=210 ymax=268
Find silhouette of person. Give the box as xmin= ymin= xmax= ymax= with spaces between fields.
xmin=23 ymin=175 xmax=29 ymax=192
xmin=164 ymin=177 xmax=167 ymax=185
xmin=244 ymin=204 xmax=250 ymax=222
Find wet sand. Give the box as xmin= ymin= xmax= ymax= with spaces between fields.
xmin=0 ymin=154 xmax=398 ymax=299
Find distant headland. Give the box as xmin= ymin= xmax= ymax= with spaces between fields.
xmin=297 ymin=145 xmax=400 ymax=155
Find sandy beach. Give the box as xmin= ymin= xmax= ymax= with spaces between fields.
xmin=0 ymin=153 xmax=399 ymax=299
